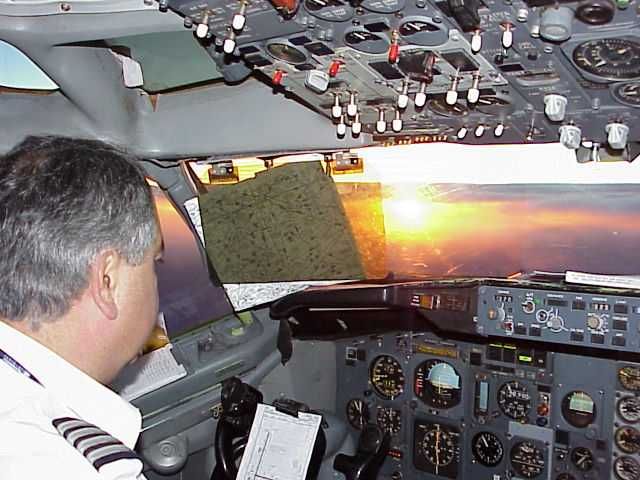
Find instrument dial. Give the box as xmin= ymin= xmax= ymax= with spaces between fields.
xmin=472 ymin=431 xmax=504 ymax=467
xmin=498 ymin=381 xmax=531 ymax=421
xmin=346 ymin=398 xmax=370 ymax=430
xmin=613 ymin=82 xmax=640 ymax=107
xmin=376 ymin=407 xmax=402 ymax=435
xmin=570 ymin=446 xmax=594 ymax=472
xmin=619 ymin=366 xmax=640 ymax=392
xmin=304 ymin=0 xmax=354 ymax=21
xmin=361 ymin=0 xmax=405 ymax=14
xmin=370 ymin=355 xmax=405 ymax=399
xmin=421 ymin=424 xmax=456 ymax=469
xmin=618 ymin=396 xmax=640 ymax=423
xmin=414 ymin=359 xmax=461 ymax=409
xmin=616 ymin=426 xmax=640 ymax=454
xmin=427 ymin=98 xmax=469 ymax=117
xmin=614 ymin=456 xmax=640 ymax=480
xmin=561 ymin=391 xmax=596 ymax=428
xmin=265 ymin=43 xmax=307 ymax=64
xmin=344 ymin=30 xmax=389 ymax=54
xmin=573 ymin=38 xmax=640 ymax=81
xmin=510 ymin=441 xmax=545 ymax=478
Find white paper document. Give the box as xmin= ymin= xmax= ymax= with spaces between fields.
xmin=116 ymin=345 xmax=187 ymax=401
xmin=565 ymin=271 xmax=640 ymax=290
xmin=236 ymin=404 xmax=322 ymax=480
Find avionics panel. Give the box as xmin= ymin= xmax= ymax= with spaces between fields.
xmin=336 ymin=329 xmax=637 ymax=480
xmin=476 ymin=284 xmax=640 ymax=354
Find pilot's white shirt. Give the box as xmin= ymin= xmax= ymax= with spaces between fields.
xmin=0 ymin=320 xmax=147 ymax=479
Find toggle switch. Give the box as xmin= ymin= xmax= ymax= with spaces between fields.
xmin=501 ymin=23 xmax=514 ymax=49
xmin=272 ymin=69 xmax=284 ymax=86
xmin=347 ymin=92 xmax=358 ymax=117
xmin=457 ymin=127 xmax=468 ymax=139
xmin=232 ymin=2 xmax=247 ymax=31
xmin=397 ymin=81 xmax=409 ymax=109
xmin=223 ymin=32 xmax=237 ymax=54
xmin=352 ymin=114 xmax=362 ymax=136
xmin=475 ymin=124 xmax=485 ymax=137
xmin=337 ymin=116 xmax=347 ymax=136
xmin=446 ymin=75 xmax=460 ymax=105
xmin=392 ymin=110 xmax=403 ymax=132
xmin=467 ymin=72 xmax=480 ymax=104
xmin=376 ymin=110 xmax=386 ymax=133
xmin=494 ymin=123 xmax=504 ymax=137
xmin=471 ymin=30 xmax=482 ymax=53
xmin=388 ymin=30 xmax=400 ymax=63
xmin=415 ymin=82 xmax=427 ymax=108
xmin=196 ymin=15 xmax=210 ymax=38
xmin=332 ymin=94 xmax=343 ymax=119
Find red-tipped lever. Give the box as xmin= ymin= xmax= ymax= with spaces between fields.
xmin=328 ymin=60 xmax=342 ymax=78
xmin=272 ymin=69 xmax=284 ymax=86
xmin=388 ymin=30 xmax=399 ymax=64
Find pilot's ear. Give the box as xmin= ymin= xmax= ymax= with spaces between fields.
xmin=88 ymin=249 xmax=120 ymax=321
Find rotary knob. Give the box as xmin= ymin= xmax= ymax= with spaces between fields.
xmin=587 ymin=313 xmax=603 ymax=330
xmin=559 ymin=125 xmax=582 ymax=150
xmin=606 ymin=123 xmax=630 ymax=150
xmin=544 ymin=94 xmax=568 ymax=122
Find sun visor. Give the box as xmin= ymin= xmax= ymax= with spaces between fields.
xmin=199 ymin=161 xmax=365 ymax=283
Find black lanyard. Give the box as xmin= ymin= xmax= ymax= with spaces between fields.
xmin=0 ymin=347 xmax=41 ymax=386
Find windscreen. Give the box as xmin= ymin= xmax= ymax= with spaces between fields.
xmin=190 ymin=143 xmax=640 ymax=308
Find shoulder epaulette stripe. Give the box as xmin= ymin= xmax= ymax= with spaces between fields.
xmin=94 ymin=451 xmax=140 ymax=470
xmin=52 ymin=417 xmax=142 ymax=472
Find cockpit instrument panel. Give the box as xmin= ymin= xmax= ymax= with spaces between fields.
xmin=160 ymin=0 xmax=640 ymax=153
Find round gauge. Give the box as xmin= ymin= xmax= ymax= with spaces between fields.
xmin=369 ymin=355 xmax=405 ymax=399
xmin=344 ymin=29 xmax=389 ymax=54
xmin=376 ymin=407 xmax=401 ymax=435
xmin=265 ymin=43 xmax=307 ymax=64
xmin=346 ymin=398 xmax=370 ymax=430
xmin=573 ymin=38 xmax=640 ymax=81
xmin=561 ymin=391 xmax=596 ymax=428
xmin=421 ymin=424 xmax=456 ymax=468
xmin=472 ymin=431 xmax=504 ymax=467
xmin=303 ymin=0 xmax=354 ymax=21
xmin=575 ymin=0 xmax=615 ymax=25
xmin=614 ymin=456 xmax=640 ymax=480
xmin=414 ymin=359 xmax=461 ymax=409
xmin=498 ymin=381 xmax=531 ymax=421
xmin=616 ymin=426 xmax=640 ymax=454
xmin=427 ymin=99 xmax=469 ymax=117
xmin=474 ymin=95 xmax=511 ymax=115
xmin=398 ymin=17 xmax=448 ymax=47
xmin=556 ymin=474 xmax=576 ymax=480
xmin=361 ymin=0 xmax=405 ymax=13
xmin=619 ymin=366 xmax=640 ymax=392
xmin=570 ymin=446 xmax=594 ymax=472
xmin=510 ymin=441 xmax=545 ymax=479
xmin=613 ymin=82 xmax=640 ymax=107
xmin=618 ymin=396 xmax=640 ymax=423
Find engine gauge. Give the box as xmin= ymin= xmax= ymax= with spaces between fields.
xmin=398 ymin=17 xmax=447 ymax=47
xmin=376 ymin=407 xmax=402 ymax=435
xmin=510 ymin=441 xmax=545 ymax=479
xmin=619 ymin=366 xmax=640 ymax=392
xmin=572 ymin=38 xmax=640 ymax=81
xmin=614 ymin=456 xmax=640 ymax=480
xmin=304 ymin=0 xmax=353 ymax=22
xmin=498 ymin=381 xmax=531 ymax=421
xmin=427 ymin=98 xmax=469 ymax=117
xmin=265 ymin=43 xmax=308 ymax=64
xmin=570 ymin=446 xmax=594 ymax=472
xmin=618 ymin=396 xmax=640 ymax=423
xmin=613 ymin=81 xmax=640 ymax=107
xmin=472 ymin=431 xmax=504 ymax=467
xmin=421 ymin=424 xmax=456 ymax=469
xmin=369 ymin=355 xmax=405 ymax=399
xmin=616 ymin=426 xmax=640 ymax=454
xmin=561 ymin=391 xmax=596 ymax=428
xmin=346 ymin=398 xmax=370 ymax=430
xmin=414 ymin=359 xmax=461 ymax=409
xmin=361 ymin=0 xmax=405 ymax=14
xmin=344 ymin=29 xmax=389 ymax=54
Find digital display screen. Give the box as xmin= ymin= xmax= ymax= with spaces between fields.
xmin=547 ymin=298 xmax=568 ymax=307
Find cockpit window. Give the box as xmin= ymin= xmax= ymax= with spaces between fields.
xmin=0 ymin=40 xmax=58 ymax=91
xmin=189 ymin=143 xmax=640 ymax=293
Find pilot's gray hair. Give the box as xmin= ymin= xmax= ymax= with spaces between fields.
xmin=0 ymin=136 xmax=158 ymax=326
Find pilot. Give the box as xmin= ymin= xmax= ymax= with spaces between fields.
xmin=0 ymin=136 xmax=162 ymax=479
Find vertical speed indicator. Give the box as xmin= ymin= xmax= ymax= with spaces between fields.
xmin=370 ymin=355 xmax=405 ymax=400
